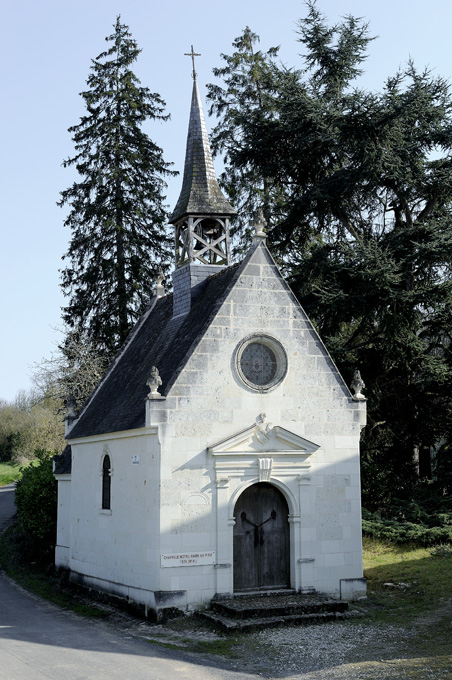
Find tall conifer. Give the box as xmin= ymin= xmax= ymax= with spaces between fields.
xmin=60 ymin=17 xmax=175 ymax=356
xmin=207 ymin=27 xmax=282 ymax=252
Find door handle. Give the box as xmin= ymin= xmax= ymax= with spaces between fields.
xmin=241 ymin=509 xmax=276 ymax=548
xmin=240 ymin=510 xmax=276 ymax=528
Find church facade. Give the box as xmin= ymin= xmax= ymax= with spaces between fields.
xmin=54 ymin=74 xmax=367 ymax=620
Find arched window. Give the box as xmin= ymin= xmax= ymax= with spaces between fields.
xmin=102 ymin=455 xmax=111 ymax=510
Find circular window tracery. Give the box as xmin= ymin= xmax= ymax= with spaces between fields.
xmin=235 ymin=335 xmax=287 ymax=392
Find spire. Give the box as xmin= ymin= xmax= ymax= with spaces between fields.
xmin=170 ymin=79 xmax=236 ymax=223
xmin=170 ymin=56 xmax=237 ymax=317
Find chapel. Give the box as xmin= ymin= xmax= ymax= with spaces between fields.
xmin=54 ymin=65 xmax=367 ymax=620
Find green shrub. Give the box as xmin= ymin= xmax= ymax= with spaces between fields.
xmin=430 ymin=544 xmax=452 ymax=558
xmin=362 ymin=508 xmax=452 ymax=546
xmin=15 ymin=450 xmax=57 ymax=549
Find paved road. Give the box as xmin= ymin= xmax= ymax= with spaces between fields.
xmin=0 ymin=486 xmax=254 ymax=680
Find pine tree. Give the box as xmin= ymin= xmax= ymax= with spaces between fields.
xmin=210 ymin=2 xmax=452 ymax=508
xmin=60 ymin=17 xmax=175 ymax=356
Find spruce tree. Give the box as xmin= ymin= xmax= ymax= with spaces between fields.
xmin=60 ymin=17 xmax=175 ymax=356
xmin=207 ymin=27 xmax=283 ymax=252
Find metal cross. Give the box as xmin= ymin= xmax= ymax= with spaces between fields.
xmin=185 ymin=45 xmax=201 ymax=80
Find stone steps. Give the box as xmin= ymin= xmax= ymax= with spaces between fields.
xmin=196 ymin=590 xmax=352 ymax=633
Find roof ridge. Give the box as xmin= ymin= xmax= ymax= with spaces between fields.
xmin=207 ymin=260 xmax=241 ymax=280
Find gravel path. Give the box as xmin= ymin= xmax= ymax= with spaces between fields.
xmin=253 ymin=620 xmax=415 ymax=677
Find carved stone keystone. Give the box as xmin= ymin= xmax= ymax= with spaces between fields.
xmin=258 ymin=457 xmax=273 ymax=482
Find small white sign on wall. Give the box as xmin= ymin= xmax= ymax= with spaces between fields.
xmin=161 ymin=551 xmax=215 ymax=568
xmin=131 ymin=455 xmax=141 ymax=465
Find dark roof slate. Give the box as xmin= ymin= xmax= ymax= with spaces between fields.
xmin=53 ymin=444 xmax=72 ymax=475
xmin=68 ymin=254 xmax=250 ymax=439
xmin=169 ymin=80 xmax=235 ymax=223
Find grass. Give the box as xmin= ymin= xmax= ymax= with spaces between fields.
xmin=363 ymin=536 xmax=452 ymax=621
xmin=191 ymin=638 xmax=242 ymax=657
xmin=0 ymin=459 xmax=38 ymax=487
xmin=153 ymin=616 xmax=242 ymax=657
xmin=361 ymin=535 xmax=452 ymax=668
xmin=146 ymin=637 xmax=241 ymax=657
xmin=144 ymin=617 xmax=244 ymax=659
xmin=0 ymin=461 xmax=24 ymax=486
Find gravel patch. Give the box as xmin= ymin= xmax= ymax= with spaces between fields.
xmin=252 ymin=620 xmax=415 ymax=677
xmin=118 ymin=615 xmax=420 ymax=678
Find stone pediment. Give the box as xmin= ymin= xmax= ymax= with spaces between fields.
xmin=208 ymin=418 xmax=319 ymax=457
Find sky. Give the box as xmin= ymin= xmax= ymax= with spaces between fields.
xmin=1 ymin=0 xmax=452 ymax=402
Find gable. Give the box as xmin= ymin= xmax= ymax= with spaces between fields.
xmin=209 ymin=421 xmax=319 ymax=456
xmin=169 ymin=240 xmax=351 ymax=405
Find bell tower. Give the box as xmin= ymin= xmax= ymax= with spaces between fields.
xmin=169 ymin=48 xmax=236 ymax=316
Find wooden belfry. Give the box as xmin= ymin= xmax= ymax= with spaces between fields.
xmin=170 ymin=47 xmax=236 ymax=268
xmin=175 ymin=216 xmax=231 ymax=266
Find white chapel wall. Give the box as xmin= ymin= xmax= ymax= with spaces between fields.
xmin=147 ymin=244 xmax=365 ymax=604
xmin=67 ymin=429 xmax=162 ymax=603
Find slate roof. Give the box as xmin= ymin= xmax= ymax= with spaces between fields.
xmin=68 ymin=253 xmax=252 ymax=440
xmin=53 ymin=444 xmax=72 ymax=474
xmin=169 ymin=80 xmax=236 ymax=223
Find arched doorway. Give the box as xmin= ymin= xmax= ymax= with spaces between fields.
xmin=233 ymin=482 xmax=290 ymax=591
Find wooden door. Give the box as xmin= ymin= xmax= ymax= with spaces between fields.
xmin=233 ymin=483 xmax=290 ymax=591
